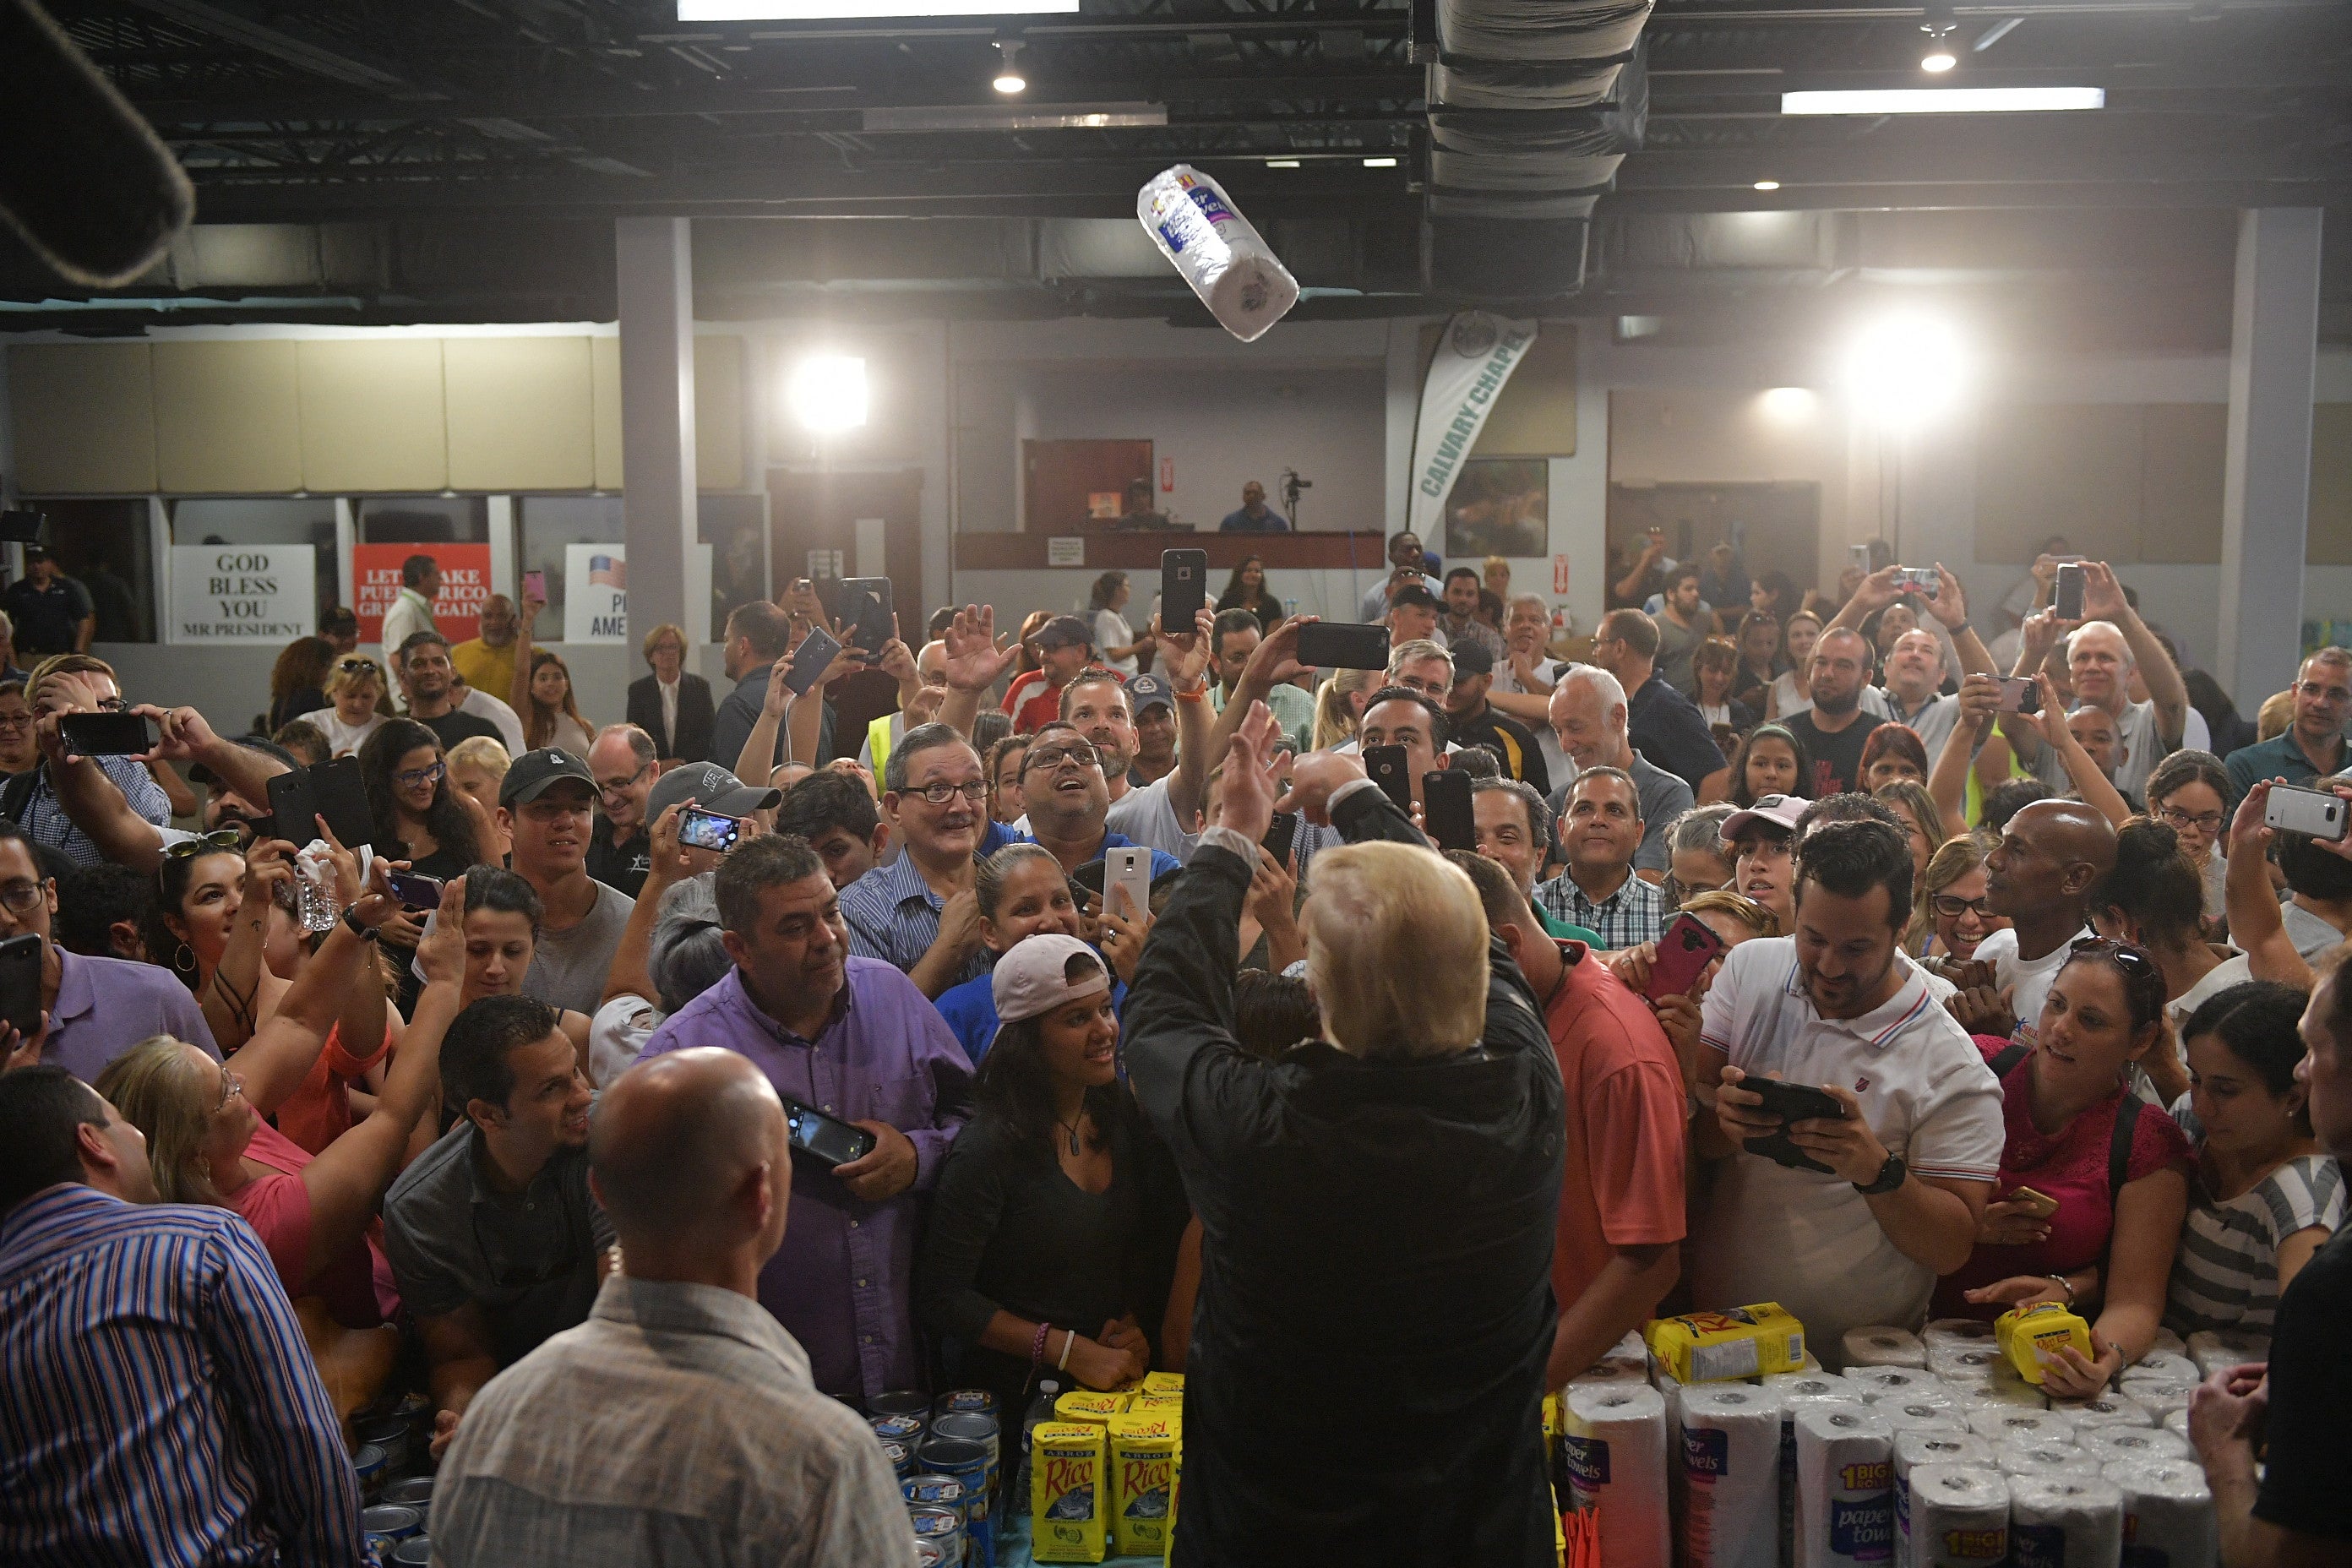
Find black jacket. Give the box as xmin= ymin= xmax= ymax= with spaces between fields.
xmin=624 ymin=672 xmax=716 ymax=763
xmin=1124 ymin=785 xmax=1565 ymax=1567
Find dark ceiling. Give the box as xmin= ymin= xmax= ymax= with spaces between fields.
xmin=9 ymin=0 xmax=2352 ymax=339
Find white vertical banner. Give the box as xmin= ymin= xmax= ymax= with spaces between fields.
xmin=167 ymin=545 xmax=315 ymax=643
xmin=1407 ymin=312 xmax=1538 ymax=543
xmin=562 ymin=542 xmax=712 ymax=643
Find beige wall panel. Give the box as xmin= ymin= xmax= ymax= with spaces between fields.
xmin=1608 ymin=386 xmax=1842 ymax=483
xmin=694 ymin=335 xmax=745 ymax=490
xmin=1417 ymin=321 xmax=1578 ymax=457
xmin=444 ymin=336 xmax=595 ymax=491
xmin=2139 ymin=404 xmax=2226 ymax=564
xmin=2312 ymin=404 xmax=2352 ymax=566
xmin=153 ymin=340 xmax=302 ymax=493
xmin=7 ymin=343 xmax=156 ymax=493
xmin=298 ymin=339 xmax=447 ymax=492
xmin=1974 ymin=403 xmax=2142 ymax=565
xmin=591 ymin=336 xmax=623 ymax=490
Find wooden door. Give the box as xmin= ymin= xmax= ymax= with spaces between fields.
xmin=1022 ymin=438 xmax=1152 ymax=533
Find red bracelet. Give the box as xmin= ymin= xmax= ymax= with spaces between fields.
xmin=1031 ymin=1320 xmax=1054 ymax=1368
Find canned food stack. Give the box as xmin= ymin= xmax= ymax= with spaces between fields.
xmin=870 ymin=1388 xmax=1008 ymax=1568
xmin=348 ymin=1390 xmax=437 ymax=1565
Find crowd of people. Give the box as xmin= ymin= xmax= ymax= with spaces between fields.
xmin=0 ymin=530 xmax=2347 ymax=1567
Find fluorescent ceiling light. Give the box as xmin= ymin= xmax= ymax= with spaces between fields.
xmin=1361 ymin=155 xmax=1398 ymax=168
xmin=680 ymin=0 xmax=1075 ymax=18
xmin=862 ymin=101 xmax=1163 ymax=131
xmin=1753 ymin=179 xmax=1780 ymax=191
xmin=1783 ymin=86 xmax=2104 ymax=115
xmin=1266 ymin=159 xmax=1301 ymax=168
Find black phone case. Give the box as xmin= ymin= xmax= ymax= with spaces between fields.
xmin=0 ymin=933 xmax=41 ymax=1037
xmin=1423 ymin=770 xmax=1474 ymax=852
xmin=1161 ymin=550 xmax=1207 ymax=631
xmin=1260 ymin=812 xmax=1298 ymax=868
xmin=1364 ymin=745 xmax=1413 ymax=814
xmin=2053 ymin=566 xmax=2085 ymax=620
xmin=840 ymin=578 xmax=893 ymax=653
xmin=59 ymin=712 xmax=154 ymax=757
xmin=785 ymin=1097 xmax=877 ymax=1168
xmin=1741 ymin=1079 xmax=1847 ymax=1173
xmin=270 ymin=760 xmax=374 ymax=848
xmin=1296 ymin=622 xmax=1391 ymax=671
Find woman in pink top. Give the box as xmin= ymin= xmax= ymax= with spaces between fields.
xmin=1932 ymin=937 xmax=2193 ymax=1396
xmin=100 ymin=871 xmax=466 ymax=1328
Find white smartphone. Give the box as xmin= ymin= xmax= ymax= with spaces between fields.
xmin=1105 ymin=846 xmax=1152 ymax=923
xmin=2264 ymin=785 xmax=2350 ymax=843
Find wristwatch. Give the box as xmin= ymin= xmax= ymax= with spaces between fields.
xmin=1854 ymin=1152 xmax=1907 ymax=1195
xmin=340 ymin=907 xmax=380 ymax=942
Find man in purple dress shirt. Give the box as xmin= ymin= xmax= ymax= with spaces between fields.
xmin=636 ymin=833 xmax=972 ymax=1404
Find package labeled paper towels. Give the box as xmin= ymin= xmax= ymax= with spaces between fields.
xmin=1794 ymin=1403 xmax=1894 ymax=1568
xmin=1563 ymin=1382 xmax=1669 ymax=1568
xmin=2104 ymin=1458 xmax=2218 ymax=1568
xmin=2077 ymin=1423 xmax=2190 ymax=1467
xmin=1891 ymin=1431 xmax=1993 ymax=1568
xmin=2006 ymin=1475 xmax=2126 ymax=1568
xmin=1904 ymin=1465 xmax=2008 ymax=1568
xmin=1677 ymin=1384 xmax=1783 ymax=1568
xmin=1135 ymin=166 xmax=1298 ymax=344
xmin=2185 ymin=1328 xmax=2268 ymax=1378
xmin=1843 ymin=1326 xmax=1930 ymax=1370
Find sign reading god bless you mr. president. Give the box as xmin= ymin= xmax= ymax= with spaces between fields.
xmin=1406 ymin=312 xmax=1538 ymax=543
xmin=168 ymin=544 xmax=314 ymax=644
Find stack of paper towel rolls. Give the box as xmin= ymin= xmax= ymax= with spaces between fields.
xmin=1890 ymin=1432 xmax=1990 ymax=1568
xmin=1905 ymin=1465 xmax=2007 ymax=1568
xmin=1564 ymin=1382 xmax=1669 ymax=1568
xmin=2105 ymin=1459 xmax=2219 ymax=1568
xmin=1675 ymin=1384 xmax=1781 ymax=1568
xmin=1794 ymin=1403 xmax=1894 ymax=1568
xmin=1843 ymin=1326 xmax=1930 ymax=1370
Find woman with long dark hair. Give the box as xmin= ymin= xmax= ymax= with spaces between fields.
xmin=521 ymin=649 xmax=594 ymax=757
xmin=359 ymin=719 xmax=485 ymax=1000
xmin=267 ymin=636 xmax=336 ymax=732
xmin=916 ymin=934 xmax=1188 ymax=1419
xmin=1723 ymin=722 xmax=1810 ymax=808
xmin=1216 ymin=555 xmax=1284 ymax=632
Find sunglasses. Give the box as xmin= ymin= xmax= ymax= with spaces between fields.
xmin=335 ymin=659 xmax=377 ymax=674
xmin=163 ymin=829 xmax=242 ymax=865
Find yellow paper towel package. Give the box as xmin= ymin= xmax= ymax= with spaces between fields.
xmin=1032 ymin=1421 xmax=1109 ymax=1564
xmin=1995 ymin=1303 xmax=2093 ymax=1386
xmin=1647 ymin=1304 xmax=1807 ymax=1385
xmin=1108 ymin=1413 xmax=1181 ymax=1557
xmin=1054 ymin=1390 xmax=1130 ymax=1426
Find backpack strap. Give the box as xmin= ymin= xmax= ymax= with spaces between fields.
xmin=1989 ymin=1043 xmax=2030 ymax=1079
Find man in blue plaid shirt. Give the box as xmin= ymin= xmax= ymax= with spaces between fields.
xmin=1533 ymin=766 xmax=1666 ymax=951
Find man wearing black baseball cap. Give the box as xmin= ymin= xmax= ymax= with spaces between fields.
xmin=1126 ymin=673 xmax=1179 ymax=787
xmin=500 ymin=748 xmax=636 ymax=1016
xmin=1442 ymin=641 xmax=1550 ymax=795
xmin=1002 ymin=615 xmax=1093 ymax=735
xmin=2 ymin=547 xmax=95 ymax=657
xmin=644 ymin=760 xmax=783 ymax=879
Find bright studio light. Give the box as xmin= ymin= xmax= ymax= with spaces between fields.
xmin=787 ymin=355 xmax=868 ymax=433
xmin=1847 ymin=316 xmax=1968 ymax=427
xmin=991 ymin=40 xmax=1026 ymax=93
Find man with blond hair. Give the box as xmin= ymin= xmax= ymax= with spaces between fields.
xmin=1125 ymin=702 xmax=1564 ymax=1566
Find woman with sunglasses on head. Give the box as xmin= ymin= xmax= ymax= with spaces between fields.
xmin=2144 ymin=749 xmax=2233 ymax=925
xmin=317 ymin=654 xmax=389 ymax=759
xmin=1931 ymin=937 xmax=2193 ymax=1397
xmin=98 ymin=873 xmax=460 ymax=1367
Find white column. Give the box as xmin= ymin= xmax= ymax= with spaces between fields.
xmin=616 ymin=218 xmax=698 ymax=653
xmin=2217 ymin=207 xmax=2323 ymax=714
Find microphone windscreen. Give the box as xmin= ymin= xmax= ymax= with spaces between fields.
xmin=0 ymin=0 xmax=195 ymax=287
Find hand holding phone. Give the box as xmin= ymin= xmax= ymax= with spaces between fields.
xmin=783 ymin=1096 xmax=879 ymax=1168
xmin=58 ymin=710 xmax=156 ymax=758
xmin=1364 ymin=744 xmax=1412 ymax=814
xmin=1994 ymin=676 xmax=2042 ymax=715
xmin=2263 ymin=784 xmax=2349 ymax=843
xmin=1738 ymin=1077 xmax=1849 ymax=1173
xmin=2052 ymin=562 xmax=2086 ymax=621
xmin=1295 ymin=621 xmax=1390 ymax=672
xmin=1161 ymin=549 xmax=1208 ymax=632
xmin=384 ymin=870 xmax=445 ymax=911
xmin=1646 ymin=912 xmax=1728 ymax=1003
xmin=785 ymin=626 xmax=845 ymax=697
xmin=522 ymin=569 xmax=547 ymax=604
xmin=677 ymin=807 xmax=743 ymax=853
xmin=1422 ymin=769 xmax=1474 ymax=852
xmin=2006 ymin=1185 xmax=2061 ymax=1220
xmin=1104 ymin=846 xmax=1152 ymax=923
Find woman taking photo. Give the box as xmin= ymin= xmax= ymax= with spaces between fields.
xmin=935 ymin=844 xmax=1097 ymax=1067
xmin=1910 ymin=836 xmax=2008 ymax=967
xmin=360 ymin=718 xmax=485 ymax=999
xmin=2166 ymin=980 xmax=2344 ymax=1336
xmin=917 ymin=934 xmax=1188 ymax=1420
xmin=2145 ymin=749 xmax=2233 ymax=923
xmin=1088 ymin=572 xmax=1145 ymax=678
xmin=1217 ymin=555 xmax=1284 ymax=633
xmin=1723 ymin=722 xmax=1809 ymax=808
xmin=97 ymin=866 xmax=452 ymax=1340
xmin=315 ymin=655 xmax=388 ymax=758
xmin=520 ymin=649 xmax=594 ymax=758
xmin=267 ymin=636 xmax=335 ymax=732
xmin=1934 ymin=938 xmax=2194 ymax=1396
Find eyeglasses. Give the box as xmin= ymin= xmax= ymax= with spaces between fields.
xmin=94 ymin=697 xmax=128 ymax=713
xmin=2155 ymin=806 xmax=2224 ymax=836
xmin=596 ymin=760 xmax=653 ymax=800
xmin=906 ymin=779 xmax=988 ymax=806
xmin=1930 ymin=894 xmax=1995 ymax=920
xmin=1023 ymin=743 xmax=1101 ymax=774
xmin=0 ymin=880 xmax=44 ymax=916
xmin=0 ymin=710 xmax=30 ymax=733
xmin=216 ymin=1066 xmax=245 ymax=1113
xmin=395 ymin=760 xmax=447 ymax=790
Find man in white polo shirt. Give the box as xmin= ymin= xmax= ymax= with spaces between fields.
xmin=1690 ymin=817 xmax=2002 ymax=1357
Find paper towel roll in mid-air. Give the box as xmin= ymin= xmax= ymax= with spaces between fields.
xmin=1906 ymin=1465 xmax=2008 ymax=1568
xmin=2104 ymin=1458 xmax=2218 ymax=1568
xmin=2077 ymin=1423 xmax=2190 ymax=1467
xmin=1843 ymin=1326 xmax=1930 ymax=1370
xmin=1564 ymin=1382 xmax=1669 ymax=1568
xmin=1967 ymin=1407 xmax=2075 ymax=1446
xmin=2007 ymin=1475 xmax=2125 ymax=1567
xmin=1678 ymin=1384 xmax=1782 ymax=1568
xmin=1794 ymin=1403 xmax=1895 ymax=1568
xmin=1135 ymin=166 xmax=1300 ymax=343
xmin=1892 ymin=1432 xmax=1993 ymax=1568
xmin=2185 ymin=1329 xmax=2268 ymax=1378
xmin=2053 ymin=1390 xmax=2154 ymax=1429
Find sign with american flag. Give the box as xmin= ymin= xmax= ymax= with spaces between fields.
xmin=562 ymin=542 xmax=715 ymax=644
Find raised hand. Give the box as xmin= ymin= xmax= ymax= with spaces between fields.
xmin=942 ymin=604 xmax=1020 ymax=693
xmin=1925 ymin=564 xmax=1970 ymax=629
xmin=1216 ymin=703 xmax=1283 ymax=845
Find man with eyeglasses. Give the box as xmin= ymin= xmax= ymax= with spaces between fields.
xmin=15 ymin=654 xmax=175 ymax=869
xmin=2224 ymin=647 xmax=2352 ymax=808
xmin=838 ymin=722 xmax=1010 ymax=998
xmin=0 ymin=818 xmax=215 ymax=1082
xmin=1016 ymin=721 xmax=1183 ymax=881
xmin=584 ymin=725 xmax=660 ymax=898
xmin=397 ymin=631 xmax=504 ymax=754
xmin=384 ymin=994 xmax=612 ymax=1463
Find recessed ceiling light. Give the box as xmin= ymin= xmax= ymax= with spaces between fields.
xmin=1266 ymin=159 xmax=1301 ymax=168
xmin=1362 ymin=155 xmax=1398 ymax=168
xmin=1782 ymin=87 xmax=2104 ymax=114
xmin=1753 ymin=179 xmax=1781 ymax=191
xmin=1920 ymin=48 xmax=1957 ymax=72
